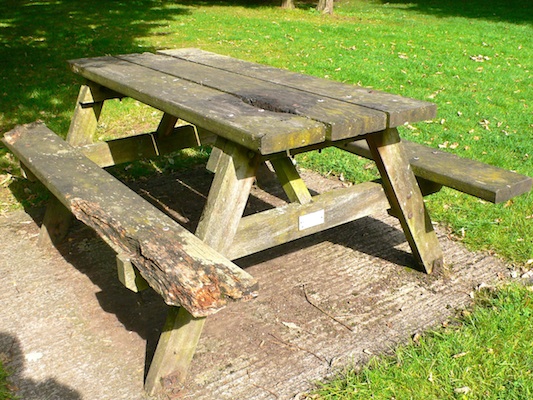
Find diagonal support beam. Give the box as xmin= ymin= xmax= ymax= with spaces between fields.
xmin=366 ymin=128 xmax=443 ymax=273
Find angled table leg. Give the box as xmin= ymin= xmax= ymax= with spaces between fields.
xmin=145 ymin=138 xmax=261 ymax=395
xmin=156 ymin=113 xmax=179 ymax=137
xmin=270 ymin=156 xmax=312 ymax=205
xmin=366 ymin=128 xmax=443 ymax=274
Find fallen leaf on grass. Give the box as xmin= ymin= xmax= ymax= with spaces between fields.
xmin=470 ymin=54 xmax=490 ymax=62
xmin=454 ymin=386 xmax=471 ymax=394
xmin=452 ymin=351 xmax=469 ymax=359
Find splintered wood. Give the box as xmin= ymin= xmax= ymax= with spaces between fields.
xmin=2 ymin=123 xmax=257 ymax=318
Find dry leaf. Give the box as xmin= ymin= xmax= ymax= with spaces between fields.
xmin=454 ymin=386 xmax=471 ymax=394
xmin=452 ymin=351 xmax=469 ymax=359
xmin=282 ymin=321 xmax=302 ymax=331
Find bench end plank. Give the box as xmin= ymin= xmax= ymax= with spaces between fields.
xmin=341 ymin=139 xmax=532 ymax=204
xmin=2 ymin=123 xmax=258 ymax=317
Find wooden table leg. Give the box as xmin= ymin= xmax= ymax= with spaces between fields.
xmin=37 ymin=198 xmax=73 ymax=247
xmin=144 ymin=307 xmax=206 ymax=395
xmin=145 ymin=138 xmax=261 ymax=395
xmin=156 ymin=113 xmax=179 ymax=137
xmin=195 ymin=139 xmax=262 ymax=255
xmin=38 ymin=85 xmax=104 ymax=247
xmin=366 ymin=128 xmax=443 ymax=274
xmin=270 ymin=156 xmax=312 ymax=205
xmin=66 ymin=84 xmax=104 ymax=146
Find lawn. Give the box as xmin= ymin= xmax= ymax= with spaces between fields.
xmin=314 ymin=283 xmax=533 ymax=399
xmin=0 ymin=0 xmax=532 ymax=397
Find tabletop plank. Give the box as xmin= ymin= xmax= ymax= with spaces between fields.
xmin=116 ymin=53 xmax=387 ymax=140
xmin=159 ymin=48 xmax=437 ymax=128
xmin=68 ymin=56 xmax=325 ymax=154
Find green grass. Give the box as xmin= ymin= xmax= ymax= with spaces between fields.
xmin=0 ymin=0 xmax=532 ymax=396
xmin=1 ymin=0 xmax=531 ymax=261
xmin=313 ymin=283 xmax=533 ymax=399
xmin=0 ymin=361 xmax=15 ymax=400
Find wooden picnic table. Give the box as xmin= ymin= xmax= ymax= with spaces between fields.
xmin=60 ymin=48 xmax=444 ymax=394
xmin=4 ymin=48 xmax=530 ymax=396
xmin=6 ymin=48 xmax=526 ymax=396
xmin=66 ymin=48 xmax=442 ymax=269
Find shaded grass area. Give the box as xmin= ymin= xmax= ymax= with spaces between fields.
xmin=314 ymin=283 xmax=533 ymax=399
xmin=380 ymin=0 xmax=532 ymax=25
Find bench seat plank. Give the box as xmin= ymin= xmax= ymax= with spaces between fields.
xmin=340 ymin=139 xmax=532 ymax=204
xmin=115 ymin=53 xmax=387 ymax=141
xmin=159 ymin=48 xmax=437 ymax=128
xmin=2 ymin=123 xmax=258 ymax=317
xmin=68 ymin=56 xmax=325 ymax=155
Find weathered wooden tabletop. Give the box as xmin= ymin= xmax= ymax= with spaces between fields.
xmin=68 ymin=48 xmax=436 ymax=155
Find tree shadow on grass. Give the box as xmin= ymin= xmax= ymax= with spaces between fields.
xmin=379 ymin=0 xmax=532 ymax=25
xmin=0 ymin=0 xmax=192 ymax=135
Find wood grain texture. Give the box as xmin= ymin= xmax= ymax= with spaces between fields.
xmin=228 ymin=181 xmax=390 ymax=260
xmin=2 ymin=123 xmax=257 ymax=317
xmin=145 ymin=307 xmax=207 ymax=395
xmin=117 ymin=52 xmax=386 ymax=140
xmin=66 ymin=84 xmax=103 ymax=147
xmin=116 ymin=253 xmax=149 ymax=292
xmin=145 ymin=137 xmax=262 ymax=394
xmin=270 ymin=156 xmax=312 ymax=205
xmin=79 ymin=124 xmax=215 ymax=168
xmin=159 ymin=48 xmax=437 ymax=127
xmin=195 ymin=138 xmax=262 ymax=255
xmin=340 ymin=139 xmax=532 ymax=204
xmin=156 ymin=113 xmax=179 ymax=137
xmin=68 ymin=56 xmax=326 ymax=154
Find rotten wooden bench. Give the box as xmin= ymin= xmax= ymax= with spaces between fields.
xmin=2 ymin=48 xmax=531 ymax=397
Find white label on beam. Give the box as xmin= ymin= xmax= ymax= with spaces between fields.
xmin=299 ymin=209 xmax=325 ymax=231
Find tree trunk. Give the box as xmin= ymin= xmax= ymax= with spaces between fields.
xmin=317 ymin=0 xmax=334 ymax=14
xmin=281 ymin=0 xmax=295 ymax=9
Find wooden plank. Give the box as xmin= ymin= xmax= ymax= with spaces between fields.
xmin=145 ymin=307 xmax=206 ymax=395
xmin=205 ymin=136 xmax=226 ymax=174
xmin=159 ymin=48 xmax=437 ymax=128
xmin=366 ymin=128 xmax=443 ymax=274
xmin=339 ymin=139 xmax=532 ymax=204
xmin=156 ymin=113 xmax=179 ymax=137
xmin=117 ymin=52 xmax=387 ymax=140
xmin=270 ymin=156 xmax=312 ymax=204
xmin=79 ymin=124 xmax=215 ymax=168
xmin=79 ymin=84 xmax=123 ymax=105
xmin=228 ymin=181 xmax=389 ymax=260
xmin=195 ymin=138 xmax=262 ymax=255
xmin=68 ymin=56 xmax=326 ymax=154
xmin=66 ymin=84 xmax=103 ymax=147
xmin=39 ymin=83 xmax=106 ymax=248
xmin=37 ymin=197 xmax=73 ymax=248
xmin=2 ymin=123 xmax=258 ymax=317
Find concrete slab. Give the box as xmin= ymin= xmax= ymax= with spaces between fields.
xmin=0 ymin=169 xmax=509 ymax=400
